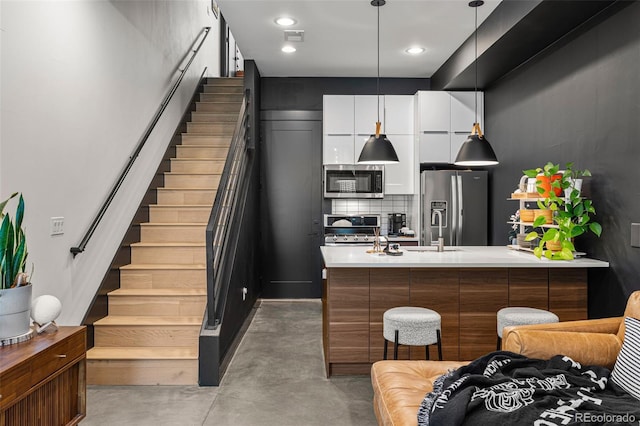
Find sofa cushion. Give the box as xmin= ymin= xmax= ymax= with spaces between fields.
xmin=371 ymin=360 xmax=468 ymax=426
xmin=611 ymin=316 xmax=640 ymax=401
xmin=503 ymin=329 xmax=621 ymax=370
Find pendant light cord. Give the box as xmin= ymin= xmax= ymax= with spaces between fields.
xmin=474 ymin=3 xmax=478 ymax=126
xmin=377 ymin=2 xmax=380 ymax=124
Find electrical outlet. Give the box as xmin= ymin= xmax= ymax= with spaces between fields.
xmin=50 ymin=217 xmax=64 ymax=236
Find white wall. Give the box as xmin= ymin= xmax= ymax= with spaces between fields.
xmin=0 ymin=0 xmax=220 ymax=324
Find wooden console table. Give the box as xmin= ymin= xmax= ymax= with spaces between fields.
xmin=0 ymin=326 xmax=87 ymax=426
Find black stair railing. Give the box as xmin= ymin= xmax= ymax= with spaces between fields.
xmin=205 ymin=89 xmax=251 ymax=329
xmin=71 ymin=26 xmax=212 ymax=256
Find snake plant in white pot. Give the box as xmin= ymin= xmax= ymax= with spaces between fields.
xmin=0 ymin=192 xmax=33 ymax=341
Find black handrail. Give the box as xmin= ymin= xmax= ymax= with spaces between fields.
xmin=71 ymin=26 xmax=212 ymax=256
xmin=205 ymin=89 xmax=251 ymax=329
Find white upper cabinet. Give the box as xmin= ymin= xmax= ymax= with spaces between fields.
xmin=323 ymin=94 xmax=416 ymax=193
xmin=323 ymin=95 xmax=354 ymax=135
xmin=354 ymin=95 xmax=385 ymax=136
xmin=323 ymin=95 xmax=355 ymax=165
xmin=384 ymin=134 xmax=414 ymax=194
xmin=324 ymin=134 xmax=355 ymax=165
xmin=417 ymin=91 xmax=450 ymax=132
xmin=416 ymin=91 xmax=484 ymax=164
xmin=419 ymin=133 xmax=451 ymax=164
xmin=450 ymin=91 xmax=484 ymax=162
xmin=384 ymin=95 xmax=414 ymax=134
xmin=450 ymin=91 xmax=483 ymax=132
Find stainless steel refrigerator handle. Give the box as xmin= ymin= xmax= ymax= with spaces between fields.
xmin=457 ymin=175 xmax=464 ymax=245
xmin=421 ymin=173 xmax=426 ymax=245
xmin=451 ymin=175 xmax=457 ymax=246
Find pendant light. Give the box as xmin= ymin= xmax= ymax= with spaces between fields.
xmin=454 ymin=0 xmax=499 ymax=167
xmin=358 ymin=0 xmax=399 ymax=164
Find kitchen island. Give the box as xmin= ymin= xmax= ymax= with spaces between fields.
xmin=320 ymin=245 xmax=609 ymax=376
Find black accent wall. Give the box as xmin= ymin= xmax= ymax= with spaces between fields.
xmin=485 ymin=2 xmax=640 ymax=318
xmin=261 ymin=77 xmax=430 ymax=111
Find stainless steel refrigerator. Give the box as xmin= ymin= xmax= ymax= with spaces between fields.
xmin=420 ymin=170 xmax=488 ymax=246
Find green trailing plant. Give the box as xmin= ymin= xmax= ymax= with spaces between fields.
xmin=523 ymin=162 xmax=602 ymax=260
xmin=0 ymin=192 xmax=31 ymax=289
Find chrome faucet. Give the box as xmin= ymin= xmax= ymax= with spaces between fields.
xmin=431 ymin=210 xmax=445 ymax=252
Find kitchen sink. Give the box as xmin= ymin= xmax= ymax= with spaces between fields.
xmin=404 ymin=246 xmax=460 ymax=252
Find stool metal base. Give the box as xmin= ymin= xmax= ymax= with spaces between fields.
xmin=383 ymin=329 xmax=442 ymax=361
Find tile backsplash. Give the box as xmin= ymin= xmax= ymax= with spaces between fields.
xmin=332 ymin=195 xmax=415 ymax=235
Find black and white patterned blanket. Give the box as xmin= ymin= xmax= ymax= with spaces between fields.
xmin=418 ymin=351 xmax=640 ymax=426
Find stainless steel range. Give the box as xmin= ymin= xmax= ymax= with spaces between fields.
xmin=323 ymin=214 xmax=384 ymax=246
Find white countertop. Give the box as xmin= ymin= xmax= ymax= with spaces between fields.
xmin=320 ymin=246 xmax=609 ymax=268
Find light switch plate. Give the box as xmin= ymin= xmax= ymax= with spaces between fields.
xmin=631 ymin=223 xmax=640 ymax=247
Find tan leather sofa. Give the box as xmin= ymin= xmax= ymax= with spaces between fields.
xmin=371 ymin=291 xmax=640 ymax=426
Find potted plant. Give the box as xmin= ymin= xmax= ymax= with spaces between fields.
xmin=0 ymin=192 xmax=33 ymax=340
xmin=523 ymin=163 xmax=602 ymax=260
xmin=508 ymin=210 xmax=534 ymax=248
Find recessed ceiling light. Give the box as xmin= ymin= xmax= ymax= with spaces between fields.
xmin=405 ymin=47 xmax=425 ymax=55
xmin=281 ymin=46 xmax=296 ymax=53
xmin=275 ymin=17 xmax=296 ymax=27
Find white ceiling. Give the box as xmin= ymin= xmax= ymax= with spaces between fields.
xmin=216 ymin=0 xmax=501 ymax=78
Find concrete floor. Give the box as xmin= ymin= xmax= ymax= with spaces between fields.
xmin=82 ymin=300 xmax=376 ymax=426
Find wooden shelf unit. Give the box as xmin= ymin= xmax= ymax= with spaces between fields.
xmin=0 ymin=326 xmax=87 ymax=426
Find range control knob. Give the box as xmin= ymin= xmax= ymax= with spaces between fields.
xmin=332 ymin=236 xmax=338 ymax=241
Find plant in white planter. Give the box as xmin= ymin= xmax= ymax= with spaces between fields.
xmin=0 ymin=192 xmax=33 ymax=340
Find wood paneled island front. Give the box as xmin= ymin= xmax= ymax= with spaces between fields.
xmin=320 ymin=246 xmax=609 ymax=376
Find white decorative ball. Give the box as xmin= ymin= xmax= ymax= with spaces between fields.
xmin=31 ymin=295 xmax=62 ymax=324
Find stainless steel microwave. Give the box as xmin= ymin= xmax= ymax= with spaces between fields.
xmin=323 ymin=165 xmax=384 ymax=198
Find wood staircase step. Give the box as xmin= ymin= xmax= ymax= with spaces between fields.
xmin=87 ymin=76 xmax=242 ymax=387
xmin=170 ymin=159 xmax=225 ymax=174
xmin=109 ymin=288 xmax=206 ymax=296
xmin=88 ymin=346 xmax=198 ymax=360
xmin=156 ymin=189 xmax=216 ymax=205
xmin=149 ymin=205 xmax=211 ymax=222
xmin=130 ymin=242 xmax=205 ymax=265
xmin=93 ymin=315 xmax=201 ymax=347
xmin=196 ymin=102 xmax=241 ymax=113
xmin=120 ymin=264 xmax=206 ymax=289
xmin=182 ymin=133 xmax=231 ymax=148
xmin=176 ymin=145 xmax=229 ymax=159
xmin=140 ymin=223 xmax=206 ymax=243
xmin=205 ymin=77 xmax=244 ymax=87
xmin=181 ymin=134 xmax=231 ymax=145
xmin=201 ymin=85 xmax=243 ymax=94
xmin=198 ymin=93 xmax=243 ymax=103
xmin=186 ymin=122 xmax=236 ymax=135
xmin=108 ymin=288 xmax=206 ymax=316
xmin=163 ymin=172 xmax=221 ymax=189
xmin=87 ymin=347 xmax=198 ymax=385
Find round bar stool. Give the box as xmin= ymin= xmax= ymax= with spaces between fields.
xmin=383 ymin=307 xmax=442 ymax=360
xmin=497 ymin=307 xmax=559 ymax=350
